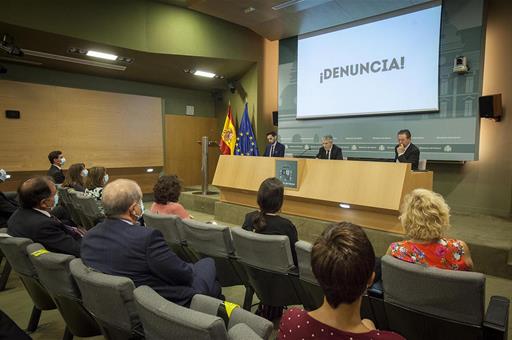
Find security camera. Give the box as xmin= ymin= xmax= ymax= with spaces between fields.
xmin=0 ymin=34 xmax=24 ymax=57
xmin=227 ymin=81 xmax=236 ymax=94
xmin=453 ymin=56 xmax=469 ymax=74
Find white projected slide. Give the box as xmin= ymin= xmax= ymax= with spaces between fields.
xmin=297 ymin=5 xmax=442 ymax=119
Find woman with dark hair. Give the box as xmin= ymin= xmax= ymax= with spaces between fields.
xmin=85 ymin=166 xmax=109 ymax=200
xmin=150 ymin=175 xmax=190 ymax=219
xmin=62 ymin=163 xmax=87 ymax=192
xmin=278 ymin=222 xmax=405 ymax=340
xmin=243 ymin=177 xmax=298 ymax=264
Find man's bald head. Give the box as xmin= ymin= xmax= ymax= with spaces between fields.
xmin=102 ymin=179 xmax=142 ymax=218
xmin=18 ymin=176 xmax=56 ymax=209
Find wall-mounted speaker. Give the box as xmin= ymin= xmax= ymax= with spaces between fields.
xmin=5 ymin=110 xmax=20 ymax=119
xmin=272 ymin=111 xmax=278 ymax=126
xmin=479 ymin=94 xmax=502 ymax=121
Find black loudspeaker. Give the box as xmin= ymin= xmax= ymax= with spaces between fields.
xmin=479 ymin=94 xmax=502 ymax=121
xmin=5 ymin=110 xmax=20 ymax=119
xmin=272 ymin=111 xmax=278 ymax=126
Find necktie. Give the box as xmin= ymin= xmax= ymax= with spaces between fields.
xmin=270 ymin=144 xmax=275 ymax=157
xmin=327 ymin=150 xmax=331 ymax=160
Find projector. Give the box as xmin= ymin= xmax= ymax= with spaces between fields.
xmin=453 ymin=56 xmax=469 ymax=74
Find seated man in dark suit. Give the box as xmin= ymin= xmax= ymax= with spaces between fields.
xmin=316 ymin=134 xmax=343 ymax=160
xmin=47 ymin=150 xmax=66 ymax=184
xmin=0 ymin=169 xmax=18 ymax=228
xmin=81 ymin=179 xmax=222 ymax=306
xmin=7 ymin=176 xmax=83 ymax=257
xmin=394 ymin=129 xmax=420 ymax=170
xmin=263 ymin=131 xmax=285 ymax=157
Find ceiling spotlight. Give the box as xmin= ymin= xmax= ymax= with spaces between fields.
xmin=339 ymin=203 xmax=351 ymax=209
xmin=193 ymin=70 xmax=216 ymax=78
xmin=146 ymin=168 xmax=154 ymax=173
xmin=86 ymin=50 xmax=118 ymax=61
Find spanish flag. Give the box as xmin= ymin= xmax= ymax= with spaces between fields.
xmin=220 ymin=103 xmax=236 ymax=155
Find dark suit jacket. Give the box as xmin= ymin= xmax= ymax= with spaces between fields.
xmin=0 ymin=192 xmax=18 ymax=228
xmin=263 ymin=142 xmax=285 ymax=157
xmin=316 ymin=144 xmax=343 ymax=160
xmin=81 ymin=218 xmax=198 ymax=306
xmin=394 ymin=143 xmax=420 ymax=170
xmin=47 ymin=165 xmax=65 ymax=184
xmin=7 ymin=208 xmax=81 ymax=257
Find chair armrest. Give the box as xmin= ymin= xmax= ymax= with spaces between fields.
xmin=484 ymin=295 xmax=509 ymax=334
xmin=228 ymin=323 xmax=263 ymax=340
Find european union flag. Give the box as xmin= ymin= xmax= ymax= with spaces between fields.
xmin=235 ymin=102 xmax=259 ymax=156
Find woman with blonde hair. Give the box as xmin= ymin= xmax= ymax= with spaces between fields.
xmin=386 ymin=188 xmax=473 ymax=271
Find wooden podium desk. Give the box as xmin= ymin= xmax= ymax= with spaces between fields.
xmin=212 ymin=155 xmax=433 ymax=234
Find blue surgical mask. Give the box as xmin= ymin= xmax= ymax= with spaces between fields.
xmin=103 ymin=174 xmax=109 ymax=184
xmin=0 ymin=169 xmax=7 ymax=182
xmin=60 ymin=157 xmax=66 ymax=165
xmin=54 ymin=194 xmax=59 ymax=208
xmin=81 ymin=169 xmax=89 ymax=177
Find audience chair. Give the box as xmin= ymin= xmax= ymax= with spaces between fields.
xmin=179 ymin=219 xmax=254 ymax=308
xmin=230 ymin=227 xmax=302 ymax=310
xmin=67 ymin=190 xmax=91 ymax=228
xmin=26 ymin=243 xmax=101 ymax=340
xmin=0 ymin=237 xmax=56 ymax=332
xmin=294 ymin=241 xmax=324 ymax=310
xmin=143 ymin=211 xmax=193 ymax=261
xmin=381 ymin=255 xmax=510 ymax=340
xmin=294 ymin=240 xmax=377 ymax=322
xmin=0 ymin=229 xmax=12 ymax=291
xmin=57 ymin=188 xmax=81 ymax=226
xmin=75 ymin=195 xmax=104 ymax=229
xmin=134 ymin=285 xmax=273 ymax=340
xmin=69 ymin=258 xmax=143 ymax=340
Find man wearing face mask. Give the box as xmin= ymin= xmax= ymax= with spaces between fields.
xmin=81 ymin=179 xmax=222 ymax=306
xmin=0 ymin=169 xmax=18 ymax=228
xmin=47 ymin=150 xmax=66 ymax=184
xmin=7 ymin=176 xmax=83 ymax=257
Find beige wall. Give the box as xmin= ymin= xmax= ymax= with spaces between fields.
xmin=432 ymin=0 xmax=512 ymax=216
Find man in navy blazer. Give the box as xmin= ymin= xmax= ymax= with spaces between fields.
xmin=7 ymin=176 xmax=83 ymax=257
xmin=263 ymin=131 xmax=285 ymax=157
xmin=81 ymin=179 xmax=221 ymax=306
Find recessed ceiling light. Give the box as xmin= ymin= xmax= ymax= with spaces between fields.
xmin=5 ymin=174 xmax=11 ymax=179
xmin=193 ymin=70 xmax=216 ymax=78
xmin=86 ymin=50 xmax=118 ymax=61
xmin=339 ymin=203 xmax=351 ymax=209
xmin=146 ymin=168 xmax=154 ymax=173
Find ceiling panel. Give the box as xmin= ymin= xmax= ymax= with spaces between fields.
xmin=0 ymin=21 xmax=254 ymax=91
xmin=185 ymin=0 xmax=434 ymax=40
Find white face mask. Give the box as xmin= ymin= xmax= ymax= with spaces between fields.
xmin=81 ymin=169 xmax=89 ymax=177
xmin=103 ymin=174 xmax=109 ymax=184
xmin=0 ymin=169 xmax=7 ymax=182
xmin=60 ymin=157 xmax=66 ymax=165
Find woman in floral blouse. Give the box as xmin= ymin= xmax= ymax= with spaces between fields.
xmin=386 ymin=189 xmax=473 ymax=271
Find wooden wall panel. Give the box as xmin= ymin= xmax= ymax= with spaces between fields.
xmin=0 ymin=80 xmax=163 ymax=171
xmin=0 ymin=167 xmax=162 ymax=194
xmin=164 ymin=115 xmax=220 ymax=186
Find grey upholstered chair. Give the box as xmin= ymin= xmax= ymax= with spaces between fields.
xmin=180 ymin=219 xmax=245 ymax=286
xmin=75 ymin=195 xmax=104 ymax=229
xmin=294 ymin=240 xmax=324 ymax=310
xmin=0 ymin=236 xmax=56 ymax=332
xmin=134 ymin=285 xmax=273 ymax=340
xmin=0 ymin=228 xmax=12 ymax=291
xmin=26 ymin=243 xmax=101 ymax=340
xmin=230 ymin=227 xmax=302 ymax=308
xmin=69 ymin=258 xmax=143 ymax=340
xmin=143 ymin=211 xmax=192 ymax=261
xmin=381 ymin=255 xmax=510 ymax=340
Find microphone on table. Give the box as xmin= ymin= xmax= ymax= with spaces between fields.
xmin=295 ymin=145 xmax=311 ymax=157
